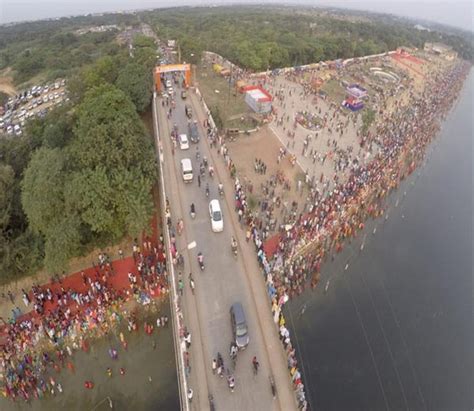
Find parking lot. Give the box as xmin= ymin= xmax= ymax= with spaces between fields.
xmin=0 ymin=79 xmax=68 ymax=136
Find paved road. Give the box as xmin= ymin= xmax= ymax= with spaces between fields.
xmin=155 ymin=76 xmax=297 ymax=411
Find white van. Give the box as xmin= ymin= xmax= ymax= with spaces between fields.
xmin=181 ymin=158 xmax=193 ymax=182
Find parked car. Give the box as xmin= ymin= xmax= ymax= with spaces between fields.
xmin=208 ymin=199 xmax=224 ymax=232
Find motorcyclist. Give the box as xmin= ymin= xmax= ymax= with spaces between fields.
xmin=205 ymin=183 xmax=210 ymax=197
xmin=230 ymin=342 xmax=238 ymax=359
xmin=227 ymin=373 xmax=235 ymax=392
xmin=197 ymin=252 xmax=204 ymax=266
xmin=190 ymin=203 xmax=196 ymax=217
xmin=231 ymin=236 xmax=237 ymax=254
xmin=218 ymin=183 xmax=224 ymax=195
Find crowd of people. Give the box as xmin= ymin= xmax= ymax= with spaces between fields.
xmin=0 ymin=237 xmax=170 ymax=402
xmin=202 ymin=51 xmax=470 ymax=410
xmin=203 ymin=107 xmax=310 ymax=411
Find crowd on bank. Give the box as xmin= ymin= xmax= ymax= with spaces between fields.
xmin=201 ymin=57 xmax=470 ymax=410
xmin=0 ymin=239 xmax=170 ymax=402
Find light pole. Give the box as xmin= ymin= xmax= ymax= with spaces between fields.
xmin=190 ymin=54 xmax=196 ymax=86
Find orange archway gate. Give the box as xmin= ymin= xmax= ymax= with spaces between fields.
xmin=154 ymin=64 xmax=191 ymax=92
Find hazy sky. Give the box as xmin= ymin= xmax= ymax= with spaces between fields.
xmin=0 ymin=0 xmax=472 ymax=31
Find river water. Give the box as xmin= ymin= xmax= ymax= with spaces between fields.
xmin=285 ymin=70 xmax=473 ymax=411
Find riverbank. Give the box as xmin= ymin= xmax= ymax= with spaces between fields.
xmin=195 ymin=48 xmax=470 ymax=410
xmin=0 ymin=300 xmax=179 ymax=410
xmin=284 ymin=67 xmax=473 ymax=410
xmin=0 ymin=232 xmax=175 ymax=404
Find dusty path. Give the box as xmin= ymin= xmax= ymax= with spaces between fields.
xmin=0 ymin=67 xmax=17 ymax=96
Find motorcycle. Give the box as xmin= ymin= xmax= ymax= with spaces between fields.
xmin=218 ymin=183 xmax=224 ymax=197
xmin=231 ymin=237 xmax=238 ymax=257
xmin=227 ymin=373 xmax=235 ymax=393
xmin=209 ymin=394 xmax=216 ymax=411
xmin=190 ymin=203 xmax=196 ymax=219
xmin=230 ymin=342 xmax=238 ymax=368
xmin=197 ymin=252 xmax=204 ymax=271
xmin=205 ymin=184 xmax=210 ymax=198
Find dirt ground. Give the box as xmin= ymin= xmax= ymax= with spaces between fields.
xmin=196 ymin=63 xmax=250 ymax=128
xmin=0 ymin=67 xmax=17 ymax=96
xmin=226 ymin=125 xmax=307 ymax=229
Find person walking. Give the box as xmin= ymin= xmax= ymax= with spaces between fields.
xmin=212 ymin=358 xmax=217 ymax=374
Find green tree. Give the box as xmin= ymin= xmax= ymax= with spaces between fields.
xmin=116 ymin=62 xmax=153 ymax=112
xmin=21 ymin=147 xmax=81 ymax=271
xmin=0 ymin=164 xmax=15 ymax=233
xmin=21 ymin=147 xmax=67 ymax=235
xmin=82 ymin=56 xmax=120 ymax=90
xmin=133 ymin=34 xmax=156 ymax=49
xmin=69 ymin=84 xmax=156 ymax=239
xmin=43 ymin=214 xmax=82 ymax=271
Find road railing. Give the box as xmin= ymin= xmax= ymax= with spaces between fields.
xmin=152 ymin=91 xmax=189 ymax=411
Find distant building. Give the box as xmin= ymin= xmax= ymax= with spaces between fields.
xmin=244 ymin=86 xmax=272 ymax=114
xmin=414 ymin=24 xmax=430 ymax=31
xmin=424 ymin=43 xmax=457 ymax=61
xmin=342 ymin=96 xmax=364 ymax=111
xmin=75 ymin=25 xmax=118 ymax=35
xmin=346 ymin=84 xmax=368 ymax=99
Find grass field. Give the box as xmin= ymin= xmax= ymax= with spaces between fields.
xmin=196 ymin=63 xmax=250 ymax=128
xmin=321 ymin=79 xmax=346 ymax=103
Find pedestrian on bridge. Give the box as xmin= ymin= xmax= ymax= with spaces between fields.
xmin=178 ymin=279 xmax=184 ymax=296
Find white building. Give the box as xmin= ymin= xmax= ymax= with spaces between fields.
xmin=244 ymin=86 xmax=272 ymax=114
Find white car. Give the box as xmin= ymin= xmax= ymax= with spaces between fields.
xmin=209 ymin=199 xmax=224 ymax=233
xmin=179 ymin=134 xmax=189 ymax=150
xmin=49 ymin=94 xmax=54 ymax=101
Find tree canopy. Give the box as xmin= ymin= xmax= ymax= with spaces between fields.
xmin=116 ymin=62 xmax=154 ymax=112
xmin=141 ymin=6 xmax=473 ymax=70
